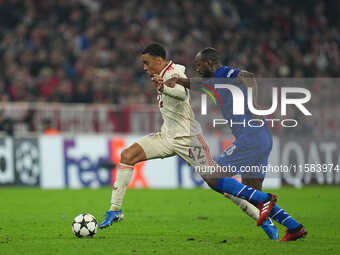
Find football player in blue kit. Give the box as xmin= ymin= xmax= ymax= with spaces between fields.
xmin=158 ymin=47 xmax=307 ymax=241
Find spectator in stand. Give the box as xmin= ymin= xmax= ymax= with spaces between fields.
xmin=0 ymin=110 xmax=14 ymax=136
xmin=0 ymin=0 xmax=339 ymax=135
xmin=42 ymin=118 xmax=59 ymax=135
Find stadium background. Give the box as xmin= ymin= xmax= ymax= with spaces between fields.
xmin=1 ymin=1 xmax=340 ymax=254
xmin=0 ymin=0 xmax=339 ymax=188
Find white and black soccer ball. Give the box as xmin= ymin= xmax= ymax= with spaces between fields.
xmin=72 ymin=213 xmax=98 ymax=238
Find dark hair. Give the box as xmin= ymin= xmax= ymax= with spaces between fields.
xmin=142 ymin=43 xmax=167 ymax=59
xmin=200 ymin=47 xmax=220 ymax=64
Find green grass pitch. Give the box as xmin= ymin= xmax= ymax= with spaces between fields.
xmin=1 ymin=186 xmax=339 ymax=255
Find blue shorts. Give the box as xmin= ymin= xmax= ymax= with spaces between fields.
xmin=215 ymin=128 xmax=273 ymax=179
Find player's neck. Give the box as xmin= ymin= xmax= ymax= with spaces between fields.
xmin=211 ymin=64 xmax=222 ymax=75
xmin=158 ymin=60 xmax=170 ymax=74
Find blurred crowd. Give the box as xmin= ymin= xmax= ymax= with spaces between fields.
xmin=0 ymin=0 xmax=340 ymax=136
xmin=0 ymin=0 xmax=339 ymax=105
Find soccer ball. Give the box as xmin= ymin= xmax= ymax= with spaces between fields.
xmin=72 ymin=213 xmax=98 ymax=238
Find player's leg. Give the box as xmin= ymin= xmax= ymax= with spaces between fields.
xmin=100 ymin=133 xmax=175 ymax=229
xmin=172 ymin=134 xmax=305 ymax=241
xmin=205 ymin=130 xmax=305 ymax=241
xmin=172 ymin=134 xmax=277 ymax=237
xmin=172 ymin=134 xmax=258 ymax=203
xmin=217 ymin=143 xmax=265 ymax=223
xmin=226 ymin=196 xmax=278 ymax=239
xmin=227 ymin=178 xmax=264 ymax=221
xmin=215 ymin=141 xmax=278 ymax=239
xmin=224 ymin=178 xmax=262 ymax=220
xmin=237 ymin=151 xmax=306 ymax=241
xmin=201 ymin=141 xmax=305 ymax=240
xmin=109 ymin=142 xmax=146 ymax=212
xmin=228 ymin=177 xmax=277 ymax=240
xmin=224 ymin=180 xmax=262 ymax=226
xmin=99 ymin=142 xmax=146 ymax=228
xmin=213 ymin=176 xmax=306 ymax=240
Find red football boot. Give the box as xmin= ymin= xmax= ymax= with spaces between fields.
xmin=257 ymin=193 xmax=278 ymax=226
xmin=280 ymin=225 xmax=307 ymax=241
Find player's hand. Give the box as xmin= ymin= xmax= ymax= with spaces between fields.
xmin=152 ymin=74 xmax=164 ymax=92
xmin=164 ymin=75 xmax=179 ymax=88
xmin=164 ymin=77 xmax=177 ymax=88
xmin=152 ymin=74 xmax=163 ymax=85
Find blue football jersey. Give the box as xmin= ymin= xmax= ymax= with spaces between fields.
xmin=213 ymin=66 xmax=273 ymax=178
xmin=213 ymin=66 xmax=266 ymax=138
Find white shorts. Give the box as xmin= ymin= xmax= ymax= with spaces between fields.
xmin=136 ymin=132 xmax=215 ymax=169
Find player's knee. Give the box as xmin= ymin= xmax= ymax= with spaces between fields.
xmin=120 ymin=144 xmax=146 ymax=165
xmin=120 ymin=148 xmax=135 ymax=165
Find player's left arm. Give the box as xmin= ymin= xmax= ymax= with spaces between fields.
xmin=152 ymin=74 xmax=190 ymax=90
xmin=236 ymin=70 xmax=260 ymax=109
xmin=162 ymin=76 xmax=188 ymax=101
xmin=153 ymin=73 xmax=188 ymax=101
xmin=164 ymin=76 xmax=191 ymax=89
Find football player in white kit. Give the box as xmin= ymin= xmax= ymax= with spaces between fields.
xmin=99 ymin=43 xmax=261 ymax=230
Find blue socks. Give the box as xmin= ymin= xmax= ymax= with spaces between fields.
xmin=269 ymin=205 xmax=300 ymax=229
xmin=215 ymin=177 xmax=301 ymax=230
xmin=215 ymin=177 xmax=268 ymax=205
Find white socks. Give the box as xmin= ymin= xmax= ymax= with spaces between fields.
xmin=110 ymin=163 xmax=134 ymax=211
xmin=228 ymin=195 xmax=259 ymax=221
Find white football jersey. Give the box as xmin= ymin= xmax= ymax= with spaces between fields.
xmin=157 ymin=60 xmax=202 ymax=138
